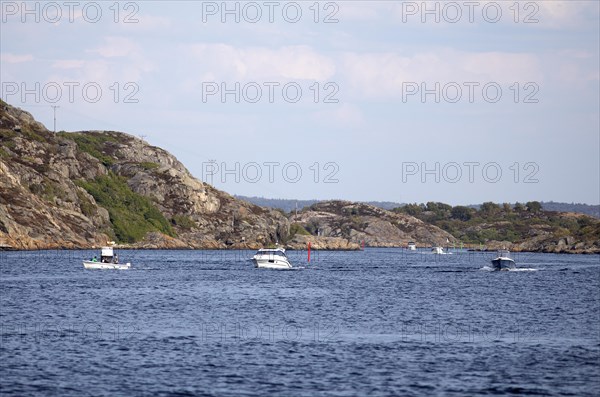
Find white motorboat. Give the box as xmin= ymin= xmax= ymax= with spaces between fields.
xmin=431 ymin=246 xmax=445 ymax=254
xmin=252 ymin=248 xmax=292 ymax=269
xmin=491 ymin=250 xmax=516 ymax=271
xmin=408 ymin=242 xmax=416 ymax=251
xmin=83 ymin=245 xmax=130 ymax=270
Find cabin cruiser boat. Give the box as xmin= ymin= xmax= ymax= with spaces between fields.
xmin=491 ymin=250 xmax=516 ymax=271
xmin=408 ymin=242 xmax=416 ymax=251
xmin=83 ymin=245 xmax=130 ymax=270
xmin=431 ymin=246 xmax=445 ymax=254
xmin=252 ymin=248 xmax=292 ymax=269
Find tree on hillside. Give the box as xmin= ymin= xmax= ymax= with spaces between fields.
xmin=526 ymin=201 xmax=542 ymax=213
xmin=480 ymin=202 xmax=500 ymax=217
xmin=401 ymin=203 xmax=424 ymax=216
xmin=451 ymin=206 xmax=474 ymax=221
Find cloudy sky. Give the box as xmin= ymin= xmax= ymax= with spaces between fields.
xmin=1 ymin=1 xmax=598 ymax=205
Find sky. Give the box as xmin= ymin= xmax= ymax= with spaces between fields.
xmin=1 ymin=0 xmax=599 ymax=205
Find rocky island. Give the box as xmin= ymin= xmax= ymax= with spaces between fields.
xmin=1 ymin=100 xmax=598 ymax=253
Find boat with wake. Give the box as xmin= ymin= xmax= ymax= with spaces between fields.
xmin=490 ymin=250 xmax=516 ymax=271
xmin=252 ymin=247 xmax=292 ymax=269
xmin=431 ymin=246 xmax=451 ymax=254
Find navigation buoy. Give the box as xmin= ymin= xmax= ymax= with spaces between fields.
xmin=308 ymin=242 xmax=311 ymax=263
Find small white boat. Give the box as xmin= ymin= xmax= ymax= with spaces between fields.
xmin=408 ymin=242 xmax=416 ymax=251
xmin=431 ymin=246 xmax=445 ymax=254
xmin=83 ymin=245 xmax=130 ymax=270
xmin=252 ymin=248 xmax=292 ymax=269
xmin=491 ymin=250 xmax=516 ymax=271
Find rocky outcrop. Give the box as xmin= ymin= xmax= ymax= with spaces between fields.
xmin=0 ymin=101 xmax=289 ymax=249
xmin=286 ymin=234 xmax=360 ymax=250
xmin=483 ymin=215 xmax=600 ymax=254
xmin=290 ymin=201 xmax=456 ymax=248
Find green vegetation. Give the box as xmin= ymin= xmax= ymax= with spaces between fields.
xmin=76 ymin=188 xmax=96 ymax=218
xmin=171 ymin=214 xmax=196 ymax=230
xmin=0 ymin=119 xmax=49 ymax=144
xmin=394 ymin=201 xmax=597 ymax=244
xmin=29 ymin=179 xmax=68 ymax=202
xmin=58 ymin=132 xmax=119 ymax=166
xmin=77 ymin=172 xmax=175 ymax=243
xmin=0 ymin=129 xmax=17 ymax=140
xmin=139 ymin=162 xmax=160 ymax=170
xmin=290 ymin=223 xmax=311 ymax=237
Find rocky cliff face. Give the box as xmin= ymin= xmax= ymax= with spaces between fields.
xmin=0 ymin=101 xmax=289 ymax=249
xmin=290 ymin=201 xmax=456 ymax=248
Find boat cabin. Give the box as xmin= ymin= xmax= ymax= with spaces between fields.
xmin=100 ymin=246 xmax=119 ymax=263
xmin=496 ymin=250 xmax=511 ymax=258
xmin=255 ymin=248 xmax=287 ymax=257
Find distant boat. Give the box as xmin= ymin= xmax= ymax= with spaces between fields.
xmin=491 ymin=250 xmax=516 ymax=271
xmin=408 ymin=242 xmax=416 ymax=251
xmin=252 ymin=248 xmax=292 ymax=269
xmin=431 ymin=246 xmax=445 ymax=254
xmin=83 ymin=244 xmax=130 ymax=270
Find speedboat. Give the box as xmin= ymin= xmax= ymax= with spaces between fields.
xmin=83 ymin=245 xmax=130 ymax=270
xmin=491 ymin=250 xmax=516 ymax=271
xmin=431 ymin=246 xmax=445 ymax=254
xmin=252 ymin=248 xmax=292 ymax=269
xmin=408 ymin=242 xmax=416 ymax=251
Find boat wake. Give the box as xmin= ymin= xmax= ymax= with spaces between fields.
xmin=481 ymin=266 xmax=538 ymax=272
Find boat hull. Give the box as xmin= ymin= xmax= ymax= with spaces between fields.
xmin=252 ymin=258 xmax=292 ymax=269
xmin=491 ymin=258 xmax=515 ymax=271
xmin=83 ymin=261 xmax=131 ymax=270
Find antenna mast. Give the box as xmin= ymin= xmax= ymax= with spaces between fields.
xmin=51 ymin=105 xmax=60 ymax=132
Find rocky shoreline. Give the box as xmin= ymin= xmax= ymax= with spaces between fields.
xmin=1 ymin=242 xmax=597 ymax=254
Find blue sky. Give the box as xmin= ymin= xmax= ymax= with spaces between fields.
xmin=1 ymin=1 xmax=599 ymax=205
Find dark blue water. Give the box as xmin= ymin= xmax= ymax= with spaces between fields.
xmin=1 ymin=249 xmax=599 ymax=396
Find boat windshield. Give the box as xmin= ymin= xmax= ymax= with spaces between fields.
xmin=256 ymin=249 xmax=287 ymax=257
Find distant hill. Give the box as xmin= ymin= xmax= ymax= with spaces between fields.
xmin=540 ymin=202 xmax=599 ymax=218
xmin=468 ymin=202 xmax=599 ymax=218
xmin=234 ymin=196 xmax=404 ymax=212
xmin=235 ymin=196 xmax=599 ymax=218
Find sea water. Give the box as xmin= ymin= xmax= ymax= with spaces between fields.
xmin=1 ymin=249 xmax=598 ymax=396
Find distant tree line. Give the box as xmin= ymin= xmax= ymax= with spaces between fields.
xmin=394 ymin=201 xmax=597 ymax=244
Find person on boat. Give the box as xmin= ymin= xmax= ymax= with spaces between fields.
xmin=113 ymin=254 xmax=119 ymax=264
xmin=92 ymin=256 xmax=98 ymax=262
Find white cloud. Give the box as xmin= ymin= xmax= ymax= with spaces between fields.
xmin=538 ymin=1 xmax=599 ymax=28
xmin=88 ymin=36 xmax=140 ymax=58
xmin=121 ymin=14 xmax=172 ymax=31
xmin=52 ymin=59 xmax=85 ymax=69
xmin=184 ymin=44 xmax=336 ymax=81
xmin=339 ymin=49 xmax=542 ymax=99
xmin=81 ymin=37 xmax=154 ymax=82
xmin=1 ymin=53 xmax=34 ymax=63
